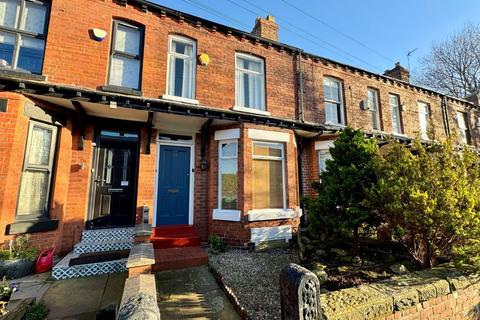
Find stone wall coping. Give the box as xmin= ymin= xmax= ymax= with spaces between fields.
xmin=118 ymin=274 xmax=160 ymax=320
xmin=126 ymin=243 xmax=155 ymax=269
xmin=320 ymin=264 xmax=480 ymax=320
xmin=133 ymin=223 xmax=152 ymax=237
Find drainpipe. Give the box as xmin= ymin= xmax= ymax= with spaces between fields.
xmin=297 ymin=50 xmax=305 ymax=123
xmin=441 ymin=95 xmax=451 ymax=137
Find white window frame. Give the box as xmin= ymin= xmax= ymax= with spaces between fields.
xmin=323 ymin=77 xmax=345 ymax=126
xmin=418 ymin=101 xmax=430 ymax=140
xmin=368 ymin=88 xmax=381 ymax=131
xmin=234 ymin=52 xmax=266 ymax=112
xmin=318 ymin=149 xmax=332 ymax=174
xmin=0 ymin=0 xmax=49 ymax=74
xmin=251 ymin=141 xmax=287 ymax=210
xmin=457 ymin=111 xmax=471 ymax=144
xmin=164 ymin=35 xmax=197 ymax=102
xmin=389 ymin=94 xmax=402 ymax=134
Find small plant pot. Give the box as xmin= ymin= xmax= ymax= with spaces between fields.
xmin=0 ymin=259 xmax=35 ymax=279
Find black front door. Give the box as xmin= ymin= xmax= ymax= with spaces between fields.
xmin=88 ymin=130 xmax=139 ymax=229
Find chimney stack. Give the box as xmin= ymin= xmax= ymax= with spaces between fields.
xmin=384 ymin=62 xmax=410 ymax=83
xmin=252 ymin=15 xmax=278 ymax=42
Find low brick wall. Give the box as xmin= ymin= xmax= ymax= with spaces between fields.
xmin=320 ymin=265 xmax=480 ymax=320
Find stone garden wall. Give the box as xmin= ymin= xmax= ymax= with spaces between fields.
xmin=281 ymin=264 xmax=479 ymax=320
xmin=320 ymin=265 xmax=480 ymax=320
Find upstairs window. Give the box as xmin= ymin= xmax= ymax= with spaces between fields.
xmin=167 ymin=35 xmax=196 ymax=99
xmin=235 ymin=53 xmax=265 ymax=111
xmin=418 ymin=101 xmax=430 ymax=140
xmin=457 ymin=111 xmax=471 ymax=145
xmin=323 ymin=77 xmax=344 ymax=125
xmin=0 ymin=0 xmax=48 ymax=74
xmin=389 ymin=94 xmax=402 ymax=134
xmin=367 ymin=88 xmax=381 ymax=130
xmin=108 ymin=20 xmax=143 ymax=90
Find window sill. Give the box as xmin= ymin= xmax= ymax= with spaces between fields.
xmin=101 ymin=85 xmax=143 ymax=96
xmin=0 ymin=67 xmax=46 ymax=81
xmin=247 ymin=208 xmax=302 ymax=222
xmin=6 ymin=218 xmax=59 ymax=235
xmin=212 ymin=209 xmax=241 ymax=222
xmin=162 ymin=94 xmax=199 ymax=105
xmin=324 ymin=121 xmax=346 ymax=128
xmin=232 ymin=106 xmax=271 ymax=116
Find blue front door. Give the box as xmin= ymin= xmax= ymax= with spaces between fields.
xmin=156 ymin=145 xmax=191 ymax=225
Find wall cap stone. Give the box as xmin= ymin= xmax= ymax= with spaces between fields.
xmin=126 ymin=243 xmax=155 ymax=269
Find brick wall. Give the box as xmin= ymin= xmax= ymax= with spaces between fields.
xmin=42 ymin=0 xmax=297 ymax=120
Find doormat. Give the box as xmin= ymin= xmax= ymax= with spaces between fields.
xmin=69 ymin=250 xmax=130 ymax=266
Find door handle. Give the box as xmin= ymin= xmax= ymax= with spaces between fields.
xmin=167 ymin=188 xmax=179 ymax=193
xmin=108 ymin=188 xmax=123 ymax=192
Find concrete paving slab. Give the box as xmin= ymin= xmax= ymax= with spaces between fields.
xmin=155 ymin=266 xmax=240 ymax=320
xmin=42 ymin=275 xmax=108 ymax=319
xmin=100 ymin=272 xmax=127 ymax=309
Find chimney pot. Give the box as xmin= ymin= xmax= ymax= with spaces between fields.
xmin=252 ymin=15 xmax=279 ymax=42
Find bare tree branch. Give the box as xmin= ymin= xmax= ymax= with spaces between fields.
xmin=415 ymin=23 xmax=480 ymax=98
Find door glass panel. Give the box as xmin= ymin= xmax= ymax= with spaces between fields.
xmin=121 ymin=149 xmax=130 ymax=181
xmin=28 ymin=125 xmax=52 ymax=166
xmin=104 ymin=149 xmax=113 ymax=184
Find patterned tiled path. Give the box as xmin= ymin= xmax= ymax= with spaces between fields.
xmin=156 ymin=266 xmax=241 ymax=320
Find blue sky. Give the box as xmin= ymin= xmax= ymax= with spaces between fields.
xmin=153 ymin=0 xmax=480 ymax=76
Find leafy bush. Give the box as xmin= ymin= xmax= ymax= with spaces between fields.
xmin=0 ymin=277 xmax=14 ymax=301
xmin=305 ymin=127 xmax=381 ymax=253
xmin=208 ymin=235 xmax=227 ymax=254
xmin=0 ymin=235 xmax=38 ymax=261
xmin=22 ymin=302 xmax=48 ymax=320
xmin=367 ymin=139 xmax=480 ymax=268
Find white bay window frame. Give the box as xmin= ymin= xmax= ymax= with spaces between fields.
xmin=213 ymin=129 xmax=240 ymax=221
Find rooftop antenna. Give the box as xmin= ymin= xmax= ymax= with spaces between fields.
xmin=407 ymin=48 xmax=418 ymax=71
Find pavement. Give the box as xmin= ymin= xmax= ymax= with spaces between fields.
xmin=9 ymin=272 xmax=126 ymax=320
xmin=156 ymin=266 xmax=241 ymax=320
xmin=8 ymin=266 xmax=239 ymax=319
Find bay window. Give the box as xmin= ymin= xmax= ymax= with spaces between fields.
xmin=252 ymin=141 xmax=285 ymax=209
xmin=368 ymin=88 xmax=381 ymax=130
xmin=108 ymin=20 xmax=143 ymax=90
xmin=323 ymin=77 xmax=344 ymax=125
xmin=167 ymin=35 xmax=196 ymax=100
xmin=0 ymin=0 xmax=48 ymax=74
xmin=17 ymin=120 xmax=57 ymax=219
xmin=235 ymin=53 xmax=265 ymax=111
xmin=218 ymin=140 xmax=238 ymax=210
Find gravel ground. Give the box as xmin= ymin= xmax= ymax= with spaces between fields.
xmin=209 ymin=249 xmax=299 ymax=320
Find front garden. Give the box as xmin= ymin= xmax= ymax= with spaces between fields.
xmin=209 ymin=128 xmax=480 ymax=319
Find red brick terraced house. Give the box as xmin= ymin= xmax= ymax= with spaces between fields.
xmin=0 ymin=0 xmax=478 ymax=278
